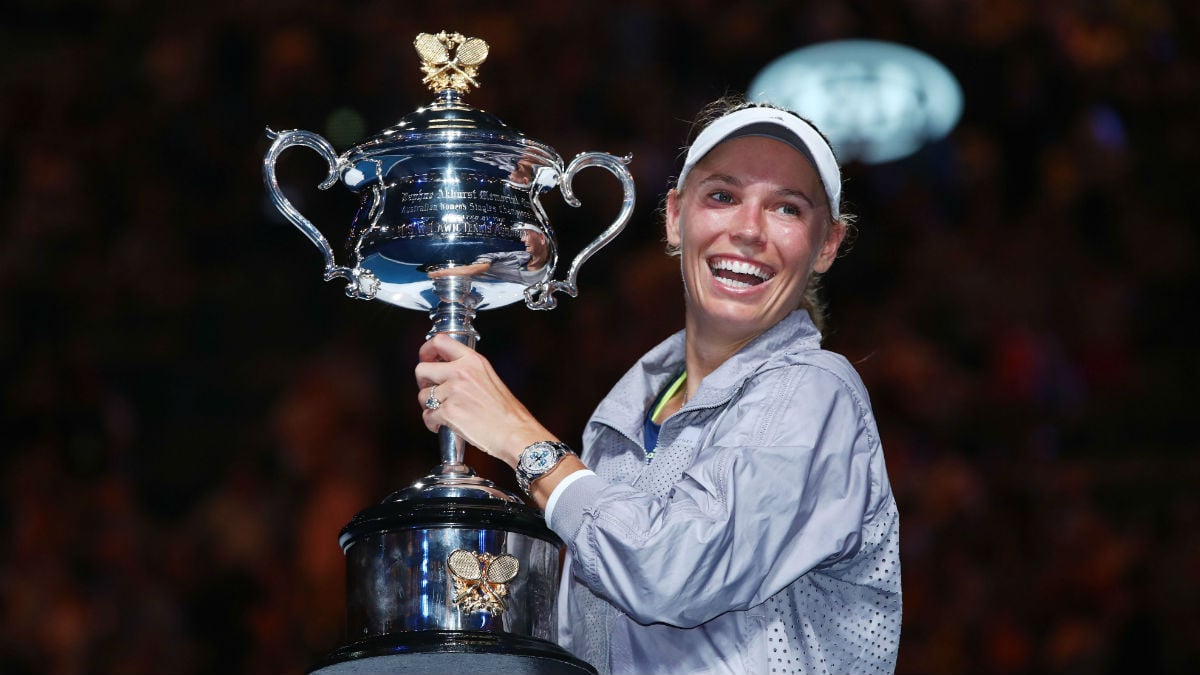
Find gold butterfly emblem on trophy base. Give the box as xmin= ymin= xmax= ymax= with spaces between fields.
xmin=447 ymin=548 xmax=520 ymax=615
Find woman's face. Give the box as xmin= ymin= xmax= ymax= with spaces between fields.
xmin=521 ymin=228 xmax=549 ymax=268
xmin=666 ymin=135 xmax=844 ymax=345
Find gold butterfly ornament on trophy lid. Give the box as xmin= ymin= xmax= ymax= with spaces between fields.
xmin=415 ymin=31 xmax=490 ymax=94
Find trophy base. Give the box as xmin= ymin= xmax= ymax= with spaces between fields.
xmin=308 ymin=630 xmax=595 ymax=675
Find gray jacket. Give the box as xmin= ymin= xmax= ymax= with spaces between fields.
xmin=547 ymin=310 xmax=901 ymax=674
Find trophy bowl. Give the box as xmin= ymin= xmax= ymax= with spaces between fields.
xmin=263 ymin=31 xmax=630 ymax=674
xmin=264 ymin=37 xmax=633 ymax=314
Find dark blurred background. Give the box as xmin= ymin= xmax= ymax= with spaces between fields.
xmin=2 ymin=1 xmax=1198 ymax=673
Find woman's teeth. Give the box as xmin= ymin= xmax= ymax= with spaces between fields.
xmin=709 ymin=258 xmax=773 ymax=287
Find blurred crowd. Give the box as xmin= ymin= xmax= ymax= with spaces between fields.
xmin=2 ymin=1 xmax=1198 ymax=673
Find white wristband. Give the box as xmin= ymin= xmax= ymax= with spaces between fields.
xmin=544 ymin=469 xmax=595 ymax=523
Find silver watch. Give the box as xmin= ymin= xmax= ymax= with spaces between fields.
xmin=515 ymin=441 xmax=574 ymax=495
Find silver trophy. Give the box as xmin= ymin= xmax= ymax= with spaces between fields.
xmin=263 ymin=31 xmax=632 ymax=674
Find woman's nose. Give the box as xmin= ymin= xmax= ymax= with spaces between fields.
xmin=730 ymin=207 xmax=767 ymax=245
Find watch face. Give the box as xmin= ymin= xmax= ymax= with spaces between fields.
xmin=523 ymin=445 xmax=553 ymax=472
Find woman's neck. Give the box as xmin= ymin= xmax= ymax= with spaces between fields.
xmin=681 ymin=315 xmax=759 ymax=402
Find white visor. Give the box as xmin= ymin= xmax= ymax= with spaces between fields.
xmin=677 ymin=107 xmax=841 ymax=219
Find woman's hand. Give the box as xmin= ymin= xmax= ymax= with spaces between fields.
xmin=415 ymin=334 xmax=556 ymax=468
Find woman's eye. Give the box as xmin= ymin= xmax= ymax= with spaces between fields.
xmin=776 ymin=203 xmax=802 ymax=216
xmin=708 ymin=190 xmax=733 ymax=204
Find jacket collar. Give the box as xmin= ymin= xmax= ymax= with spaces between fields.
xmin=589 ymin=310 xmax=823 ymax=440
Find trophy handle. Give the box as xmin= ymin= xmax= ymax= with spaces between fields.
xmin=263 ymin=128 xmax=377 ymax=297
xmin=525 ymin=152 xmax=635 ymax=310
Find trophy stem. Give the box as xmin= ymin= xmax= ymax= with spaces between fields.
xmin=386 ymin=275 xmax=519 ymax=503
xmin=429 ymin=275 xmax=479 ymax=474
xmin=426 ymin=277 xmax=481 ymax=346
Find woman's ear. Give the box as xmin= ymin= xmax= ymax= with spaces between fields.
xmin=813 ymin=218 xmax=846 ymax=274
xmin=665 ymin=189 xmax=682 ymax=248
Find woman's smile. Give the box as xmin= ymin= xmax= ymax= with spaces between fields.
xmin=707 ymin=255 xmax=776 ymax=289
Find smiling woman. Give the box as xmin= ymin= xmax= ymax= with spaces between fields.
xmin=664 ymin=105 xmax=857 ymax=334
xmin=665 ymin=132 xmax=845 ymax=370
xmin=415 ymin=96 xmax=900 ymax=674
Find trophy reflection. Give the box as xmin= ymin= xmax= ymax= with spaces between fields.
xmin=428 ymin=226 xmax=550 ymax=284
xmin=263 ymin=31 xmax=632 ymax=674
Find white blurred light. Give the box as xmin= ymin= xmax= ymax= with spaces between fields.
xmin=749 ymin=40 xmax=963 ymax=164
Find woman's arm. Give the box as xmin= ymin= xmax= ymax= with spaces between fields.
xmin=551 ymin=365 xmax=887 ymax=627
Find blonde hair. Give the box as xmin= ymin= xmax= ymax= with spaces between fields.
xmin=663 ymin=95 xmax=857 ymax=333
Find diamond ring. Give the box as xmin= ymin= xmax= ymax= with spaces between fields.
xmin=425 ymin=385 xmax=441 ymax=410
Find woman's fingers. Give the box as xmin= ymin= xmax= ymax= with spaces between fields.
xmin=418 ymin=333 xmax=474 ymax=363
xmin=421 ymin=406 xmax=443 ymax=434
xmin=419 ymin=384 xmax=442 ymax=410
xmin=413 ymin=333 xmax=551 ymax=465
xmin=414 ymin=335 xmax=496 ymax=440
xmin=414 ymin=359 xmax=457 ymax=389
xmin=415 ymin=384 xmax=442 ymax=432
xmin=415 ymin=336 xmax=484 ymax=390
